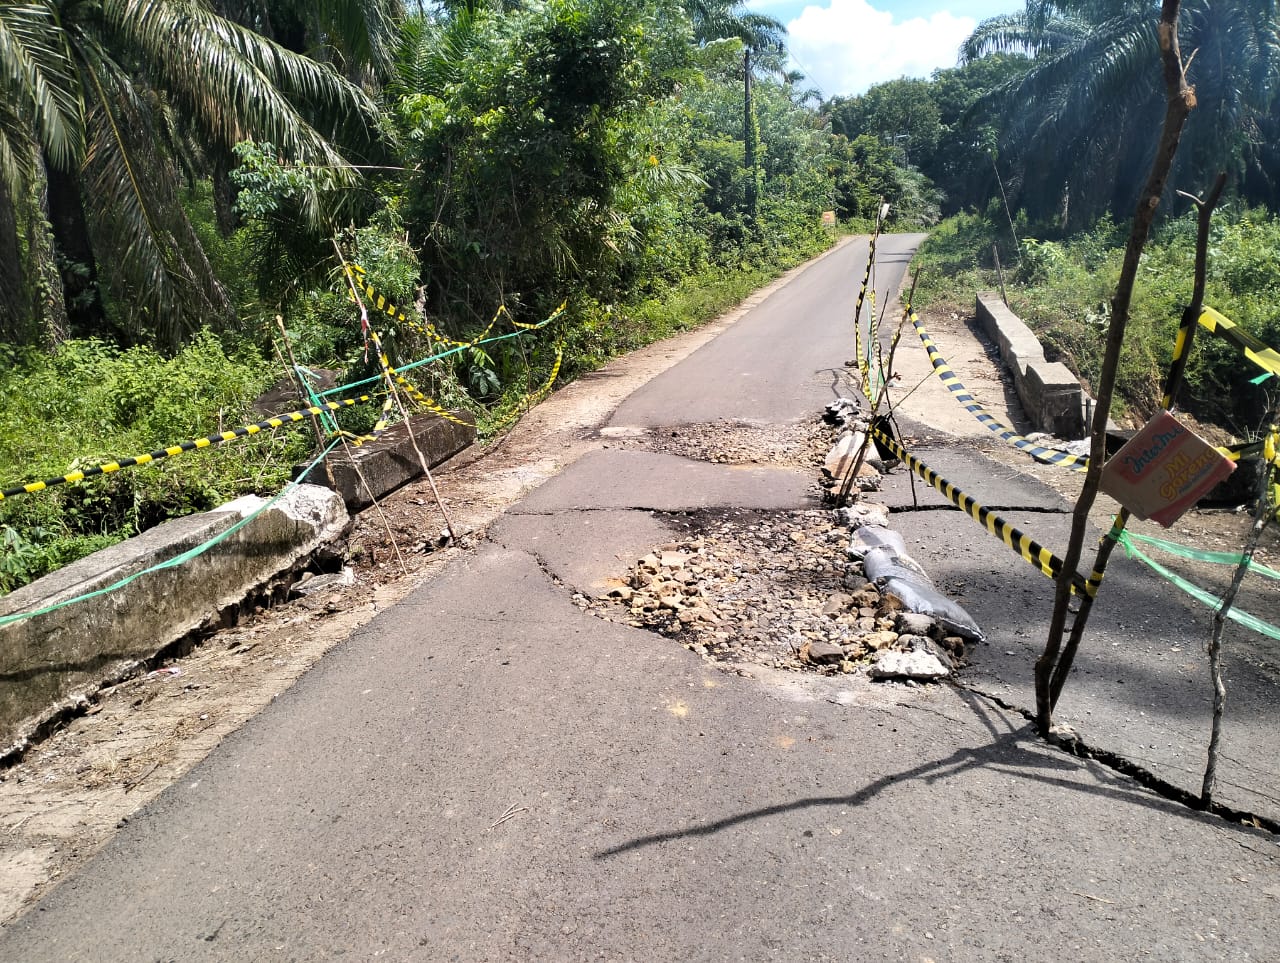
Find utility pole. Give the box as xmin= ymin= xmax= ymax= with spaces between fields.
xmin=744 ymin=47 xmax=758 ymax=221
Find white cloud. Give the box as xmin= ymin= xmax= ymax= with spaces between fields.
xmin=785 ymin=1 xmax=976 ymax=97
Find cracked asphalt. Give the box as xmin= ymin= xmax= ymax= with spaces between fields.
xmin=3 ymin=235 xmax=1278 ymax=962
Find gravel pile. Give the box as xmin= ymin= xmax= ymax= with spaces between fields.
xmin=618 ymin=420 xmax=831 ymax=467
xmin=582 ymin=508 xmax=968 ymax=679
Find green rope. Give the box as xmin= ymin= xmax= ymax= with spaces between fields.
xmin=1117 ymin=531 xmax=1280 ymax=641
xmin=0 ymin=440 xmax=341 ymax=630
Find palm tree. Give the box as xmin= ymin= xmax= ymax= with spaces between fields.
xmin=212 ymin=0 xmax=402 ymax=80
xmin=680 ymin=1 xmax=787 ymax=219
xmin=682 ymin=0 xmax=784 ymax=50
xmin=0 ymin=0 xmax=378 ymax=347
xmin=962 ymin=0 xmax=1280 ymax=226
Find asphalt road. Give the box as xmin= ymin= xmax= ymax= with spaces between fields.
xmin=3 ymin=236 xmax=1278 ymax=962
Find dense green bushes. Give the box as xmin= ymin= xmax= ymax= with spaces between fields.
xmin=0 ymin=334 xmax=309 ymax=590
xmin=914 ymin=208 xmax=1280 ymax=435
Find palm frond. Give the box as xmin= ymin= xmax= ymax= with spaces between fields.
xmin=79 ymin=47 xmax=232 ymax=345
xmin=0 ymin=5 xmax=85 ymax=170
xmin=104 ymin=0 xmax=375 ymax=166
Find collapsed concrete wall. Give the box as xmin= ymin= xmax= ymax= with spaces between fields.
xmin=296 ymin=411 xmax=476 ymax=511
xmin=0 ymin=485 xmax=348 ymax=752
xmin=975 ymin=294 xmax=1086 ymax=439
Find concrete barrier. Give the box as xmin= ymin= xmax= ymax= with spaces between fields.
xmin=976 ymin=294 xmax=1086 ymax=439
xmin=296 ymin=410 xmax=476 ymax=511
xmin=0 ymin=485 xmax=348 ymax=752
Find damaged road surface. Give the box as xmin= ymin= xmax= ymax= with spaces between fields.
xmin=3 ymin=235 xmax=1279 ymax=962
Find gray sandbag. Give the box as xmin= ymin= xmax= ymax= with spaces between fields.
xmin=861 ymin=546 xmax=985 ymax=642
xmin=879 ymin=577 xmax=984 ymax=642
xmin=862 ymin=546 xmax=932 ymax=586
xmin=846 ymin=526 xmax=907 ymax=560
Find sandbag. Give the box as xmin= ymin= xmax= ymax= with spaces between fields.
xmin=862 ymin=546 xmax=932 ymax=586
xmin=879 ymin=577 xmax=984 ymax=642
xmin=846 ymin=525 xmax=906 ymax=560
xmin=861 ymin=546 xmax=985 ymax=641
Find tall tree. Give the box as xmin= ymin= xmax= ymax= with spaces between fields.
xmin=388 ymin=0 xmax=693 ymax=317
xmin=963 ymin=0 xmax=1280 ymax=226
xmin=0 ymin=0 xmax=377 ymax=347
xmin=680 ymin=1 xmax=786 ymax=219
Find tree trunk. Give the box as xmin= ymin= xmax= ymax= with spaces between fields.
xmin=212 ymin=152 xmax=240 ymax=238
xmin=45 ymin=161 xmax=107 ymax=340
xmin=1035 ymin=0 xmax=1196 ymax=734
xmin=743 ymin=49 xmax=758 ymax=222
xmin=0 ymin=178 xmax=30 ymax=343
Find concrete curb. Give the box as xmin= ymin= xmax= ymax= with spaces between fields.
xmin=976 ymin=293 xmax=1086 ymax=439
xmin=296 ymin=411 xmax=476 ymax=511
xmin=0 ymin=484 xmax=349 ymax=754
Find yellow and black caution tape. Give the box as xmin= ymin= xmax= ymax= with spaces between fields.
xmin=1198 ymin=307 xmax=1280 ymax=380
xmin=911 ymin=314 xmax=1090 ymax=470
xmin=0 ymin=395 xmax=380 ymax=502
xmin=349 ymin=266 xmax=565 ymax=349
xmin=390 ymin=374 xmax=476 ymax=429
xmin=350 ymin=264 xmax=481 ymax=348
xmin=912 ymin=314 xmax=1262 ymax=471
xmin=485 ymin=344 xmax=565 ymax=436
xmin=870 ymin=420 xmax=1098 ymax=597
xmin=363 ymin=325 xmax=399 ymax=440
xmin=852 ymin=234 xmax=879 ymax=402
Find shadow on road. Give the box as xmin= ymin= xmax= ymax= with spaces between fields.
xmin=594 ymin=687 xmax=1242 ymax=860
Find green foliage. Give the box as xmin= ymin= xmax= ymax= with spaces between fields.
xmin=961 ymin=1 xmax=1280 ymax=226
xmin=391 ymin=0 xmax=694 ymax=319
xmin=0 ymin=0 xmax=377 ymax=348
xmin=829 ymin=79 xmax=942 ymax=164
xmin=915 ymin=208 xmax=1280 ymax=434
xmin=0 ymin=333 xmax=310 ymax=592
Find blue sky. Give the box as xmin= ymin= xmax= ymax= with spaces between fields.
xmin=744 ymin=1 xmax=1023 ymax=97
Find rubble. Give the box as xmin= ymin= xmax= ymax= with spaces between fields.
xmin=586 ymin=406 xmax=984 ymax=682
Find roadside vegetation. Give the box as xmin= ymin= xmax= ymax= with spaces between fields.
xmin=913 ymin=208 xmax=1280 ymax=436
xmin=2 ymin=0 xmax=1279 ymax=590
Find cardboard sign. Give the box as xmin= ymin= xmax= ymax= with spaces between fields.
xmin=1099 ymin=410 xmax=1235 ymax=527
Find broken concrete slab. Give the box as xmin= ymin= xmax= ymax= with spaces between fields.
xmin=512 ymin=448 xmax=817 ymax=514
xmin=488 ymin=510 xmax=680 ymax=598
xmin=869 ymin=648 xmax=950 ymax=681
xmin=296 ymin=411 xmax=475 ymax=511
xmin=0 ymin=484 xmax=348 ymax=752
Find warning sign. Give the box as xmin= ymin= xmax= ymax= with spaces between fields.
xmin=1100 ymin=410 xmax=1236 ymax=527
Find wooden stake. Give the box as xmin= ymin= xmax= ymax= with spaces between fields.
xmin=1037 ymin=0 xmax=1196 ymax=735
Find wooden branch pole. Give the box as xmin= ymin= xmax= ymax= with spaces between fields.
xmin=334 ymin=243 xmax=459 ymax=544
xmin=1202 ymin=427 xmax=1277 ymax=807
xmin=1035 ymin=0 xmax=1196 ymax=735
xmin=837 ymin=270 xmax=918 ymax=509
xmin=1047 ymin=173 xmax=1226 ymax=711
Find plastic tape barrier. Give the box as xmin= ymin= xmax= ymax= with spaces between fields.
xmin=485 ymin=344 xmax=565 ymax=436
xmin=0 ymin=440 xmax=341 ymax=630
xmin=1199 ymin=307 xmax=1280 ymax=379
xmin=912 ymin=314 xmax=1262 ymax=471
xmin=1124 ymin=530 xmax=1280 ymax=581
xmin=0 ymin=396 xmax=377 ymax=502
xmin=390 ymin=374 xmax=476 ymax=429
xmin=350 ymin=265 xmax=564 ymax=348
xmin=911 ymin=314 xmax=1089 ymax=470
xmin=852 ymin=234 xmax=878 ymax=402
xmin=870 ymin=422 xmax=1098 ymax=597
xmin=1117 ymin=531 xmax=1280 ymax=642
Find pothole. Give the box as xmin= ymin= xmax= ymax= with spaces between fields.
xmin=579 ymin=508 xmax=970 ymax=679
xmin=606 ymin=420 xmax=832 ymax=467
